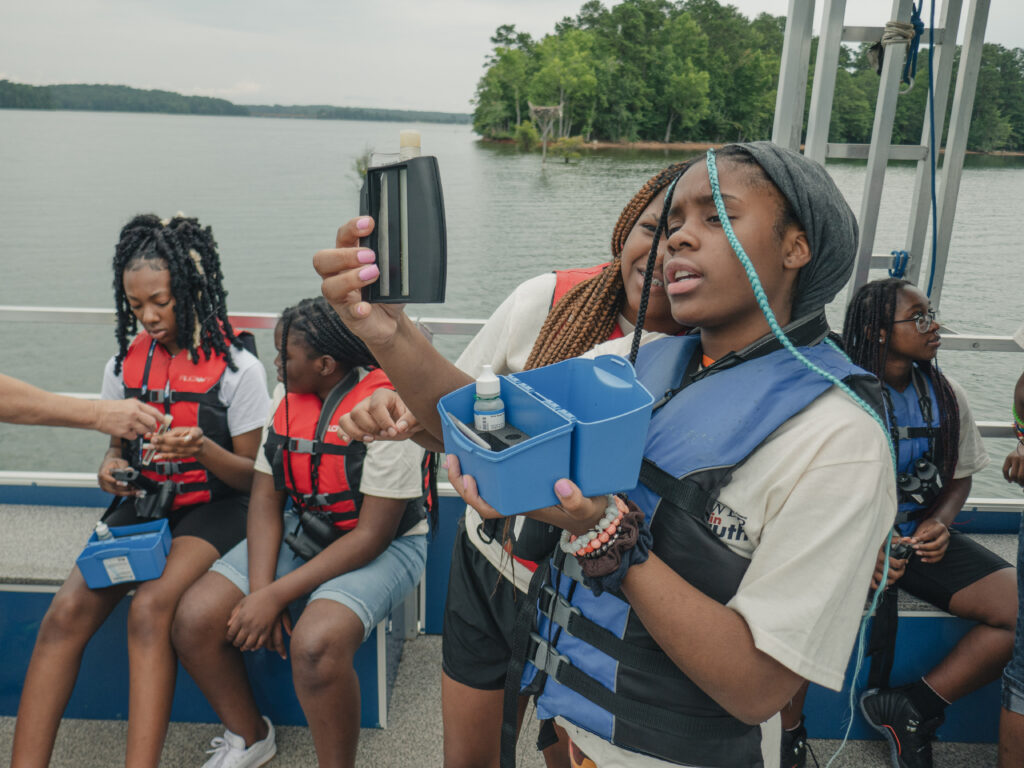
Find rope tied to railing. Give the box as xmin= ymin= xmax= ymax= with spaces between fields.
xmin=882 ymin=2 xmax=925 ymax=94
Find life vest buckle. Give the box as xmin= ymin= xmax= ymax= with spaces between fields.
xmin=527 ymin=632 xmax=571 ymax=680
xmin=145 ymin=391 xmax=166 ymax=404
xmin=539 ymin=585 xmax=582 ymax=631
xmin=287 ymin=437 xmax=318 ymax=454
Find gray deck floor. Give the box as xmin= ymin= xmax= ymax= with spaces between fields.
xmin=0 ymin=634 xmax=997 ymax=767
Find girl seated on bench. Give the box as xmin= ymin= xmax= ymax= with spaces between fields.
xmin=11 ymin=214 xmax=270 ymax=768
xmin=172 ymin=297 xmax=429 ymax=768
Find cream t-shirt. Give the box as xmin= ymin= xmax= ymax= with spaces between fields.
xmin=558 ymin=334 xmax=896 ymax=768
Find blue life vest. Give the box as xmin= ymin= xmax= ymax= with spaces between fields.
xmin=885 ymin=363 xmax=942 ymax=534
xmin=522 ymin=331 xmax=880 ymax=767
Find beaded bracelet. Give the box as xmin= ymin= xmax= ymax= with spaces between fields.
xmin=578 ymin=499 xmax=654 ymax=597
xmin=558 ymin=495 xmax=627 ymax=557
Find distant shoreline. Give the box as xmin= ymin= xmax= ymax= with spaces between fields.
xmin=0 ymin=80 xmax=471 ymax=125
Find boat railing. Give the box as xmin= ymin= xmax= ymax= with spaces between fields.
xmin=1 ymin=304 xmax=1022 ymax=517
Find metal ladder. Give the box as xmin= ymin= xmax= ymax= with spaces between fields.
xmin=771 ymin=0 xmax=992 ymax=308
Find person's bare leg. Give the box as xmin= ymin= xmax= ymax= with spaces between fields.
xmin=1000 ymin=707 xmax=1024 ymax=767
xmin=10 ymin=567 xmax=129 ymax=768
xmin=441 ymin=671 xmax=539 ymax=768
xmin=173 ymin=570 xmax=269 ymax=746
xmin=123 ymin=535 xmax=220 ymax=767
xmin=924 ymin=568 xmax=1017 ymax=701
xmin=779 ymin=681 xmax=810 ymax=730
xmin=289 ymin=599 xmax=365 ymax=768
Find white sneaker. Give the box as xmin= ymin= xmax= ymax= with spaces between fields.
xmin=201 ymin=716 xmax=277 ymax=768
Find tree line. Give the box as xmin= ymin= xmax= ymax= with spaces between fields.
xmin=0 ymin=81 xmax=471 ymax=124
xmin=472 ymin=0 xmax=1024 ymax=153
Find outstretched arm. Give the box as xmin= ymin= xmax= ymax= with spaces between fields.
xmin=314 ymin=217 xmax=473 ymax=438
xmin=0 ymin=373 xmax=162 ymax=439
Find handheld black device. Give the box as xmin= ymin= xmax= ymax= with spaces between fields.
xmin=359 ymin=153 xmax=447 ymax=304
xmin=111 ymin=467 xmax=160 ymax=495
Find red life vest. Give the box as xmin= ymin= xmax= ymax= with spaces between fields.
xmin=551 ymin=264 xmax=624 ymax=341
xmin=263 ymin=369 xmax=424 ymax=537
xmin=121 ymin=332 xmax=234 ymax=510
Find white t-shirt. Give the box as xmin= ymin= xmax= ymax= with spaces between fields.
xmin=101 ymin=345 xmax=270 ymax=437
xmin=558 ymin=334 xmax=897 ymax=768
xmin=947 ymin=376 xmax=989 ymax=479
xmin=455 ymin=271 xmax=653 ymax=591
xmin=255 ymin=381 xmax=428 ymax=535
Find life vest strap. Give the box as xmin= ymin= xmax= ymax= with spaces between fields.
xmin=124 ymin=387 xmax=218 ymax=405
xmin=300 ymin=490 xmax=357 ymax=508
xmin=282 ymin=436 xmax=358 ymax=456
xmin=896 ymin=425 xmax=940 ymax=440
xmin=537 ymin=585 xmax=684 ymax=678
xmin=638 ymin=460 xmax=713 ymax=523
xmin=525 ymin=632 xmax=750 ymax=740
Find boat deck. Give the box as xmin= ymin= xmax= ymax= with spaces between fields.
xmin=0 ymin=633 xmax=997 ymax=767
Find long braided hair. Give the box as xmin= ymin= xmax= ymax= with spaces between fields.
xmin=113 ymin=214 xmax=241 ymax=374
xmin=523 ymin=160 xmax=694 ymax=370
xmin=842 ymin=278 xmax=959 ymax=489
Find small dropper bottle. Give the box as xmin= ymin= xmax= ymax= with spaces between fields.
xmin=94 ymin=521 xmax=114 ymax=541
xmin=473 ymin=365 xmax=506 ymax=432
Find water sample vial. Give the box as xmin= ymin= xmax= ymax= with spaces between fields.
xmin=94 ymin=521 xmax=114 ymax=541
xmin=473 ymin=365 xmax=506 ymax=432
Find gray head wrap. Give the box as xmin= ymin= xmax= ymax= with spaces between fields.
xmin=727 ymin=141 xmax=858 ymax=319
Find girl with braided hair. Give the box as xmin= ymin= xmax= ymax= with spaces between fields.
xmin=318 ymin=143 xmax=903 ymax=767
xmin=12 ymin=214 xmax=270 ymax=768
xmin=334 ymin=162 xmax=691 ymax=767
xmin=172 ymin=296 xmax=428 ymax=768
xmin=840 ymin=279 xmax=1013 ymax=768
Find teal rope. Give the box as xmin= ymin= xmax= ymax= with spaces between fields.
xmin=704 ymin=149 xmax=898 ymax=766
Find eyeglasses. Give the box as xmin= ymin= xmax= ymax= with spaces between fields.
xmin=893 ymin=307 xmax=939 ymax=333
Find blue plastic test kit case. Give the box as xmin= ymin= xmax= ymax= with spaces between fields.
xmin=438 ymin=355 xmax=654 ymax=515
xmin=76 ymin=519 xmax=172 ymax=589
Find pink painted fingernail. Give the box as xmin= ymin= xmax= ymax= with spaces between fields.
xmin=358 ymin=265 xmax=379 ymax=281
xmin=555 ymin=479 xmax=572 ymax=498
xmin=357 ymin=249 xmax=375 ymax=264
xmin=357 ymin=217 xmax=372 ymax=231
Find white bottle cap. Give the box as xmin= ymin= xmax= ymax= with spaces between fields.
xmin=399 ymin=130 xmax=421 ymax=161
xmin=476 ymin=364 xmax=501 ymax=397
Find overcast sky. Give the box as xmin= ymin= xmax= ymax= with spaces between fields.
xmin=1 ymin=1 xmax=1019 ymax=113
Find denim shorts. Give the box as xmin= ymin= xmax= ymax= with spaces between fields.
xmin=1003 ymin=512 xmax=1024 ymax=715
xmin=211 ymin=509 xmax=427 ymax=640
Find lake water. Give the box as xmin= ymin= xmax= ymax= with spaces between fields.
xmin=1 ymin=109 xmax=1023 ymax=498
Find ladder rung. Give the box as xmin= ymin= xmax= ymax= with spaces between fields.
xmin=870 ymin=254 xmax=902 ymax=269
xmin=842 ymin=26 xmax=946 ymax=44
xmin=827 ymin=143 xmax=928 ymax=161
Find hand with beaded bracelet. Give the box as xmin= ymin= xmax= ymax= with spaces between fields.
xmin=444 ymin=454 xmax=616 ymax=536
xmin=445 ymin=455 xmax=652 ymax=594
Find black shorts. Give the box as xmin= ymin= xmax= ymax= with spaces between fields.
xmin=441 ymin=519 xmax=534 ymax=691
xmin=102 ymin=494 xmax=249 ymax=557
xmin=900 ymin=529 xmax=1012 ymax=612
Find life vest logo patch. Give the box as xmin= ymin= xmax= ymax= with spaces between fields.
xmin=708 ymin=500 xmax=749 ymax=543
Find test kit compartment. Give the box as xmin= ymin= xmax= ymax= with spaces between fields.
xmin=438 ymin=378 xmax=574 ymax=515
xmin=511 ymin=355 xmax=654 ymax=491
xmin=76 ymin=519 xmax=171 ymax=589
xmin=437 ymin=355 xmax=653 ymax=516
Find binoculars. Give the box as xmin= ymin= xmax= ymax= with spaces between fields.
xmin=284 ymin=509 xmax=341 ymax=561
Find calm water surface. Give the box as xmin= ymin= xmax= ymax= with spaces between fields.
xmin=1 ymin=109 xmax=1022 ymax=497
